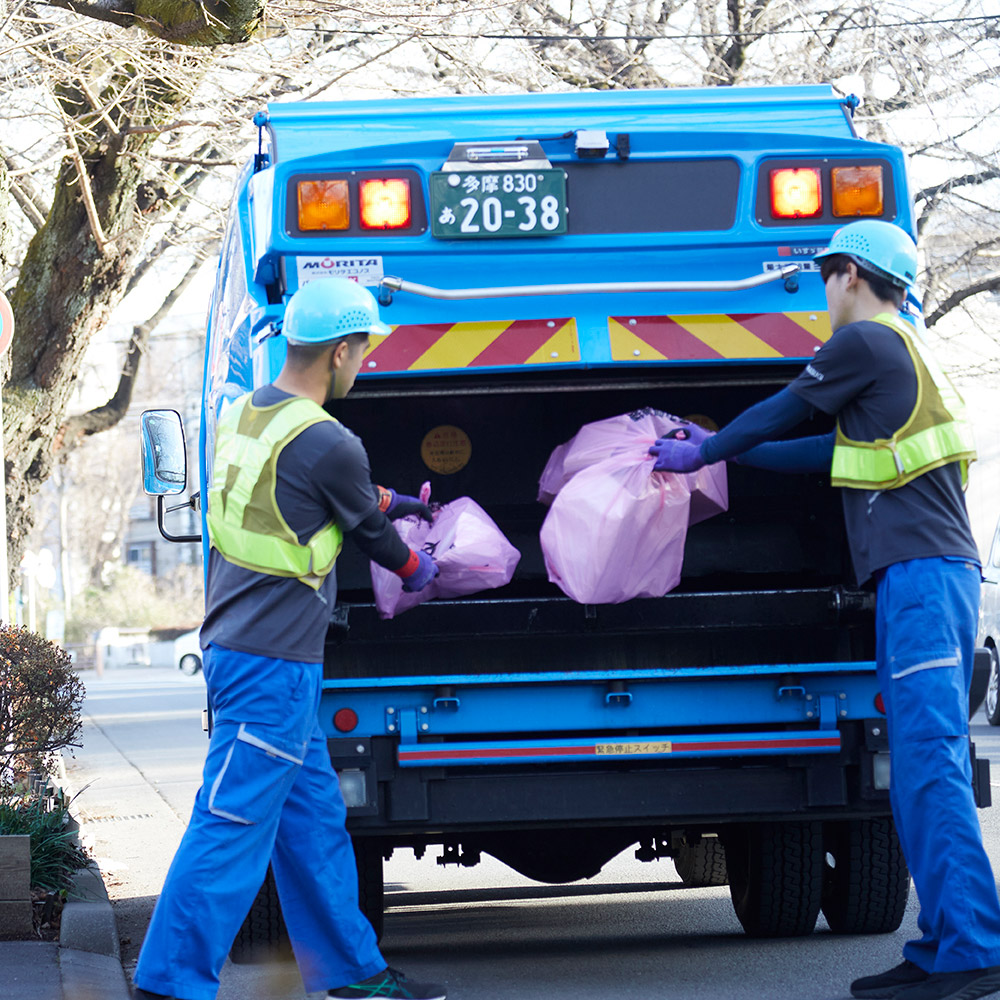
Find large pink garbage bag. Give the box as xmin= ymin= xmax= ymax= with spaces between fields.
xmin=541 ymin=449 xmax=692 ymax=604
xmin=538 ymin=408 xmax=728 ymax=523
xmin=371 ymin=497 xmax=521 ymax=619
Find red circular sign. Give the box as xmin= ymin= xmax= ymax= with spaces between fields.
xmin=0 ymin=292 xmax=13 ymax=356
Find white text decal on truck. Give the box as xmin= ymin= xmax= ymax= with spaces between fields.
xmin=296 ymin=256 xmax=384 ymax=287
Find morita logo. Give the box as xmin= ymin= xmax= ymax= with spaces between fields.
xmin=303 ymin=258 xmax=380 ymax=269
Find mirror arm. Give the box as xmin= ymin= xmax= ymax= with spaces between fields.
xmin=157 ymin=495 xmax=202 ymax=544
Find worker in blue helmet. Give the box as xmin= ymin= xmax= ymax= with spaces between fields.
xmin=134 ymin=278 xmax=446 ymax=1000
xmin=650 ymin=219 xmax=1000 ymax=1000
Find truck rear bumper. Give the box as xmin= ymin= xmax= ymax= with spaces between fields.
xmin=333 ymin=724 xmax=893 ymax=838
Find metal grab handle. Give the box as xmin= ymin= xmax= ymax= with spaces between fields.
xmin=379 ymin=265 xmax=800 ymax=302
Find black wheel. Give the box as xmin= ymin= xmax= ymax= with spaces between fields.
xmin=353 ymin=838 xmax=385 ymax=942
xmin=230 ymin=866 xmax=290 ymax=964
xmin=821 ymin=818 xmax=909 ymax=934
xmin=179 ymin=653 xmax=202 ymax=676
xmin=674 ymin=837 xmax=728 ymax=887
xmin=723 ymin=822 xmax=823 ymax=937
xmin=986 ymin=647 xmax=1000 ymax=726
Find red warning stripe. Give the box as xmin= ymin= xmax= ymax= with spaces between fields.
xmin=468 ymin=319 xmax=562 ymax=367
xmin=362 ymin=323 xmax=452 ymax=370
xmin=398 ymin=734 xmax=840 ymax=763
xmin=625 ymin=316 xmax=725 ymax=360
xmin=729 ymin=313 xmax=826 ymax=357
xmin=400 ymin=745 xmax=594 ymax=762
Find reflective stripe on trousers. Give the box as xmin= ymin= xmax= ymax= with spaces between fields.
xmin=133 ymin=644 xmax=383 ymax=1000
xmin=876 ymin=557 xmax=1000 ymax=973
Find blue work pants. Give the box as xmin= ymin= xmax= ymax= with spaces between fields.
xmin=876 ymin=557 xmax=1000 ymax=973
xmin=134 ymin=644 xmax=384 ymax=1000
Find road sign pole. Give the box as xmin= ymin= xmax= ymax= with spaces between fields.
xmin=1 ymin=290 xmax=15 ymax=624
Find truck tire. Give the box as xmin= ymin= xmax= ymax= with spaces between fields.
xmin=674 ymin=837 xmax=728 ymax=887
xmin=353 ymin=838 xmax=385 ymax=942
xmin=230 ymin=866 xmax=290 ymax=964
xmin=821 ymin=818 xmax=909 ymax=934
xmin=723 ymin=821 xmax=823 ymax=937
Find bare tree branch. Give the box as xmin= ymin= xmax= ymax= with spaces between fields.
xmin=916 ymin=167 xmax=1000 ymax=206
xmin=57 ymin=254 xmax=207 ymax=449
xmin=926 ymin=272 xmax=1000 ymax=328
xmin=41 ymin=0 xmax=136 ymax=28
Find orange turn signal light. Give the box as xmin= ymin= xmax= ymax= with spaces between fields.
xmin=297 ymin=180 xmax=350 ymax=231
xmin=832 ymin=165 xmax=884 ymax=217
xmin=770 ymin=168 xmax=822 ymax=219
xmin=359 ymin=178 xmax=411 ymax=230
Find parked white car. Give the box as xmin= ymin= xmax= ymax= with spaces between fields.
xmin=175 ymin=628 xmax=203 ymax=676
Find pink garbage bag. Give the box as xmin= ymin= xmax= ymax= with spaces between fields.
xmin=538 ymin=408 xmax=727 ymax=523
xmin=371 ymin=497 xmax=521 ymax=619
xmin=541 ymin=447 xmax=692 ymax=604
xmin=687 ymin=461 xmax=728 ymax=526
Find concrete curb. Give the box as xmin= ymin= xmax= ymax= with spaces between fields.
xmin=61 ymin=859 xmax=121 ymax=960
xmin=57 ymin=758 xmax=133 ymax=1000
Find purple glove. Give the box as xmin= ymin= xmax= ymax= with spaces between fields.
xmin=401 ymin=550 xmax=439 ymax=593
xmin=661 ymin=420 xmax=713 ymax=447
xmin=378 ymin=486 xmax=433 ymax=522
xmin=649 ymin=437 xmax=706 ymax=473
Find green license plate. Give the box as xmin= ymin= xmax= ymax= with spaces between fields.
xmin=430 ymin=169 xmax=567 ymax=239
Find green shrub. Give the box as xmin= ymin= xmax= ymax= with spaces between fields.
xmin=0 ymin=797 xmax=90 ymax=891
xmin=0 ymin=625 xmax=84 ymax=789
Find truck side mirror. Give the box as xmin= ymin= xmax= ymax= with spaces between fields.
xmin=140 ymin=409 xmax=187 ymax=496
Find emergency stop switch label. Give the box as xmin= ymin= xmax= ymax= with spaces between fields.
xmin=421 ymin=425 xmax=472 ymax=474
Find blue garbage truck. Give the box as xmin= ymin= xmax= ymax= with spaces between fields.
xmin=140 ymin=85 xmax=992 ymax=952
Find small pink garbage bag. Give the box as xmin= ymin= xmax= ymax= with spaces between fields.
xmin=541 ymin=450 xmax=692 ymax=605
xmin=371 ymin=497 xmax=521 ymax=619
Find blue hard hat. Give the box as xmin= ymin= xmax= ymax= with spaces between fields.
xmin=814 ymin=220 xmax=917 ymax=289
xmin=283 ymin=278 xmax=391 ymax=344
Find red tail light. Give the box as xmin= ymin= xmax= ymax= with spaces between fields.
xmin=770 ymin=168 xmax=822 ymax=219
xmin=874 ymin=693 xmax=886 ymax=715
xmin=333 ymin=708 xmax=359 ymax=732
xmin=359 ymin=178 xmax=412 ymax=230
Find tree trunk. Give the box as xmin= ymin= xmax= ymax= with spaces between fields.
xmin=2 ymin=67 xmax=201 ymax=589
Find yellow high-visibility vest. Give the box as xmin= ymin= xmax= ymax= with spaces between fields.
xmin=830 ymin=312 xmax=976 ymax=491
xmin=206 ymin=394 xmax=343 ymax=589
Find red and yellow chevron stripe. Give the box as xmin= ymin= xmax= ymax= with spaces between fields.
xmin=609 ymin=311 xmax=833 ymax=361
xmin=362 ymin=317 xmax=579 ymax=373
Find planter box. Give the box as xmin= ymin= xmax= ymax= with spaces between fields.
xmin=0 ymin=835 xmax=32 ymax=937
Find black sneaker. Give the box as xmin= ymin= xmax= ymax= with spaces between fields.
xmin=852 ymin=961 xmax=931 ymax=998
xmin=328 ymin=967 xmax=447 ymax=1000
xmin=892 ymin=966 xmax=1000 ymax=1000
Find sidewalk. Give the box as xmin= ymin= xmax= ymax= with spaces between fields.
xmin=0 ymin=858 xmax=132 ymax=1000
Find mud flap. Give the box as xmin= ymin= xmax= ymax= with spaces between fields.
xmin=971 ymin=740 xmax=992 ymax=808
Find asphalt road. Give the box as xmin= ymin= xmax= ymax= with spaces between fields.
xmin=64 ymin=665 xmax=1000 ymax=1000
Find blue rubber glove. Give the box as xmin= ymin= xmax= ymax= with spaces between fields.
xmin=648 ymin=438 xmax=706 ymax=473
xmin=378 ymin=486 xmax=433 ymax=523
xmin=661 ymin=420 xmax=713 ymax=447
xmin=401 ymin=550 xmax=439 ymax=592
